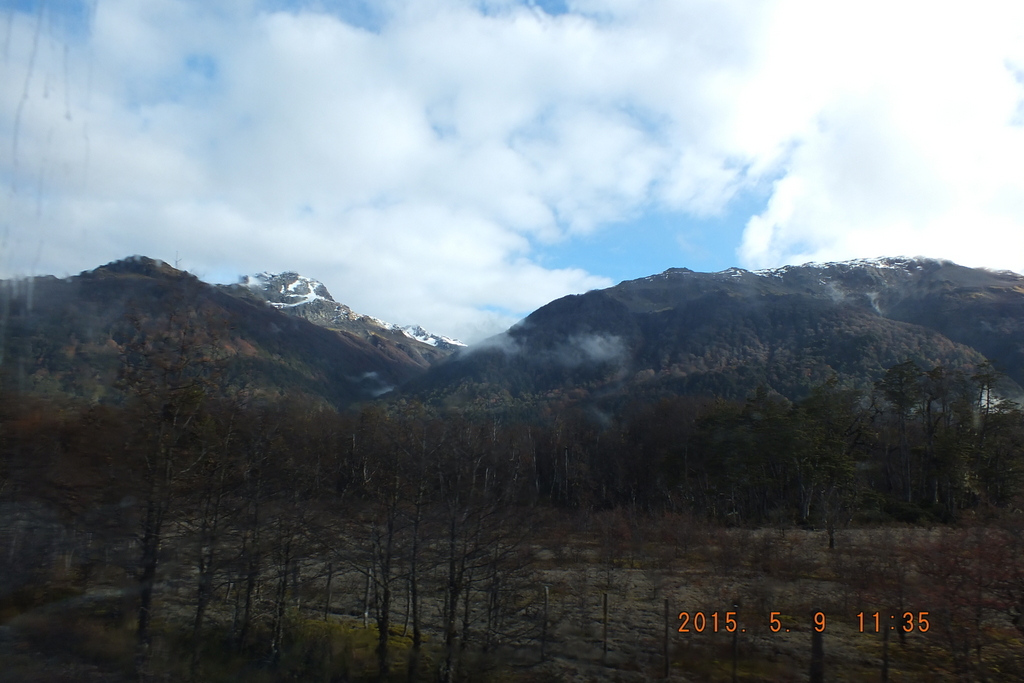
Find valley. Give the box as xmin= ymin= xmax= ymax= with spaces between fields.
xmin=0 ymin=255 xmax=1022 ymax=682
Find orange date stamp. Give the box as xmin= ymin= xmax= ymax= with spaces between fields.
xmin=677 ymin=610 xmax=932 ymax=634
xmin=856 ymin=611 xmax=930 ymax=632
xmin=677 ymin=610 xmax=827 ymax=634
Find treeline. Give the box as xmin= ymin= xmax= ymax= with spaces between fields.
xmin=613 ymin=359 xmax=1024 ymax=531
xmin=429 ymin=358 xmax=1024 ymax=531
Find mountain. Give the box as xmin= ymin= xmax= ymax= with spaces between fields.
xmin=6 ymin=255 xmax=1021 ymax=412
xmin=0 ymin=256 xmax=436 ymax=406
xmin=405 ymin=257 xmax=1024 ymax=409
xmin=223 ymin=272 xmax=464 ymax=368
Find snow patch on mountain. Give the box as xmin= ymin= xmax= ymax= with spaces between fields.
xmin=244 ymin=272 xmax=333 ymax=308
xmin=400 ymin=325 xmax=465 ymax=348
xmin=243 ymin=272 xmax=466 ymax=348
xmin=717 ymin=267 xmax=749 ymax=278
xmin=754 ymin=256 xmax=948 ymax=278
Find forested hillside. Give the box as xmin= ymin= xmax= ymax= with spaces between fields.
xmin=407 ymin=258 xmax=1024 ymax=411
xmin=0 ymin=257 xmax=432 ymax=407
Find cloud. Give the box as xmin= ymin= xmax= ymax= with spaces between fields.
xmin=736 ymin=0 xmax=1024 ymax=273
xmin=555 ymin=333 xmax=626 ymax=367
xmin=471 ymin=326 xmax=626 ymax=371
xmin=465 ymin=329 xmax=522 ymax=356
xmin=2 ymin=0 xmax=1023 ymax=345
xmin=355 ymin=371 xmax=395 ymax=398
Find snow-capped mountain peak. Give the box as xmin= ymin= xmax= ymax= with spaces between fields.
xmin=244 ymin=272 xmax=334 ymax=308
xmin=400 ymin=325 xmax=466 ymax=348
xmin=239 ymin=271 xmax=465 ymax=350
xmin=752 ymin=256 xmax=943 ymax=278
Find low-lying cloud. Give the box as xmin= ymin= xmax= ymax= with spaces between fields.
xmin=555 ymin=333 xmax=628 ymax=368
xmin=472 ymin=328 xmax=627 ymax=370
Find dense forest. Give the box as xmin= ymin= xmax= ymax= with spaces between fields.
xmin=2 ymin=297 xmax=1024 ymax=681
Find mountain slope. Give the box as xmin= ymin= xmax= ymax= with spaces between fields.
xmin=222 ymin=272 xmax=464 ymax=368
xmin=0 ymin=257 xmax=430 ymax=406
xmin=405 ymin=257 xmax=1024 ymax=407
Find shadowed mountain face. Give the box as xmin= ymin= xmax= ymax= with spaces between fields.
xmin=406 ymin=258 xmax=1024 ymax=407
xmin=0 ymin=257 xmax=432 ymax=407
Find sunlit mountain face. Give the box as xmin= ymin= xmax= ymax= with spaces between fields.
xmin=230 ymin=271 xmax=465 ymax=356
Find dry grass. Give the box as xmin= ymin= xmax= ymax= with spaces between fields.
xmin=529 ymin=524 xmax=1024 ymax=682
xmin=2 ymin=522 xmax=1022 ymax=682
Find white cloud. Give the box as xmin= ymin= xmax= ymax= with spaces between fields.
xmin=737 ymin=0 xmax=1024 ymax=272
xmin=1 ymin=0 xmax=1023 ymax=342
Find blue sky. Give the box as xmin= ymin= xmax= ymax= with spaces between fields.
xmin=2 ymin=0 xmax=1023 ymax=342
xmin=542 ymin=189 xmax=769 ymax=284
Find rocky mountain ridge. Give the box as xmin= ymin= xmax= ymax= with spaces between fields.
xmin=226 ymin=272 xmax=464 ymax=366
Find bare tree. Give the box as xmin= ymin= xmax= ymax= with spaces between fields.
xmin=117 ymin=285 xmax=228 ymax=679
